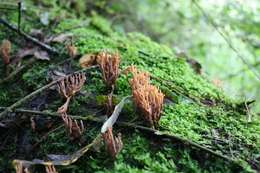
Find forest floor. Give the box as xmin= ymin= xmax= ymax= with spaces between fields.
xmin=0 ymin=1 xmax=259 ymax=173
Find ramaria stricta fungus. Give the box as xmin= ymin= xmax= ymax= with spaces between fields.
xmin=129 ymin=67 xmax=164 ymax=129
xmin=45 ymin=165 xmax=58 ymax=173
xmin=57 ymin=72 xmax=86 ymax=113
xmin=61 ymin=112 xmax=85 ymax=140
xmin=96 ymin=52 xmax=120 ymax=88
xmin=102 ymin=127 xmax=123 ymax=159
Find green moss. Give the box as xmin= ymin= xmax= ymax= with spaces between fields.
xmin=90 ymin=13 xmax=114 ymax=36
xmin=160 ymin=103 xmax=260 ymax=169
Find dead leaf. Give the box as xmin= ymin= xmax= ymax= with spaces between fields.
xmin=34 ymin=50 xmax=50 ymax=60
xmin=79 ymin=53 xmax=97 ymax=68
xmin=101 ymin=96 xmax=130 ymax=133
xmin=11 ymin=48 xmax=36 ymax=64
xmin=0 ymin=39 xmax=11 ymax=65
xmin=46 ymin=33 xmax=73 ymax=43
xmin=11 ymin=48 xmax=49 ymax=64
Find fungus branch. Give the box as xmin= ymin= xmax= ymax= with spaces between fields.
xmin=96 ymin=52 xmax=120 ymax=88
xmin=128 ymin=66 xmax=164 ymax=129
xmin=56 ymin=72 xmax=86 ymax=140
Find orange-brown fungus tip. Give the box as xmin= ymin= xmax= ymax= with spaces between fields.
xmin=102 ymin=127 xmax=123 ymax=159
xmin=96 ymin=52 xmax=120 ymax=87
xmin=129 ymin=68 xmax=164 ymax=129
xmin=129 ymin=70 xmax=150 ymax=91
xmin=57 ymin=72 xmax=86 ymax=99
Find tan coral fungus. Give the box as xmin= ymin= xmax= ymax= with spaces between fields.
xmin=96 ymin=52 xmax=120 ymax=88
xmin=57 ymin=72 xmax=86 ymax=113
xmin=102 ymin=127 xmax=123 ymax=159
xmin=128 ymin=67 xmax=164 ymax=129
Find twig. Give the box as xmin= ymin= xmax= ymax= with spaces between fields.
xmin=0 ymin=18 xmax=58 ymax=54
xmin=0 ymin=66 xmax=97 ymax=119
xmin=18 ymin=1 xmax=22 ymax=32
xmin=0 ymin=58 xmax=36 ymax=85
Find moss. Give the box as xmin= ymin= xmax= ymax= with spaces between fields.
xmin=160 ymin=103 xmax=260 ymax=169
xmin=90 ymin=13 xmax=114 ymax=36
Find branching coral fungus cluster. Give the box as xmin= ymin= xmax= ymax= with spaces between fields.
xmin=128 ymin=66 xmax=164 ymax=129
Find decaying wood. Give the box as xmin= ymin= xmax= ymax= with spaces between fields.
xmin=4 ymin=107 xmax=243 ymax=168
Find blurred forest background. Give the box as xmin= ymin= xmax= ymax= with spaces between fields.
xmin=79 ymin=0 xmax=260 ymax=113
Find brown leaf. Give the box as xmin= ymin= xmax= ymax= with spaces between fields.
xmin=0 ymin=39 xmax=11 ymax=65
xmin=34 ymin=50 xmax=50 ymax=60
xmin=11 ymin=48 xmax=36 ymax=64
xmin=79 ymin=53 xmax=97 ymax=68
xmin=11 ymin=48 xmax=49 ymax=64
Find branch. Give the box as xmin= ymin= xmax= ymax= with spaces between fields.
xmin=0 ymin=18 xmax=58 ymax=55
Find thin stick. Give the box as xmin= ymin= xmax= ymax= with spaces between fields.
xmin=0 ymin=18 xmax=58 ymax=54
xmin=0 ymin=66 xmax=97 ymax=119
xmin=18 ymin=1 xmax=22 ymax=32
